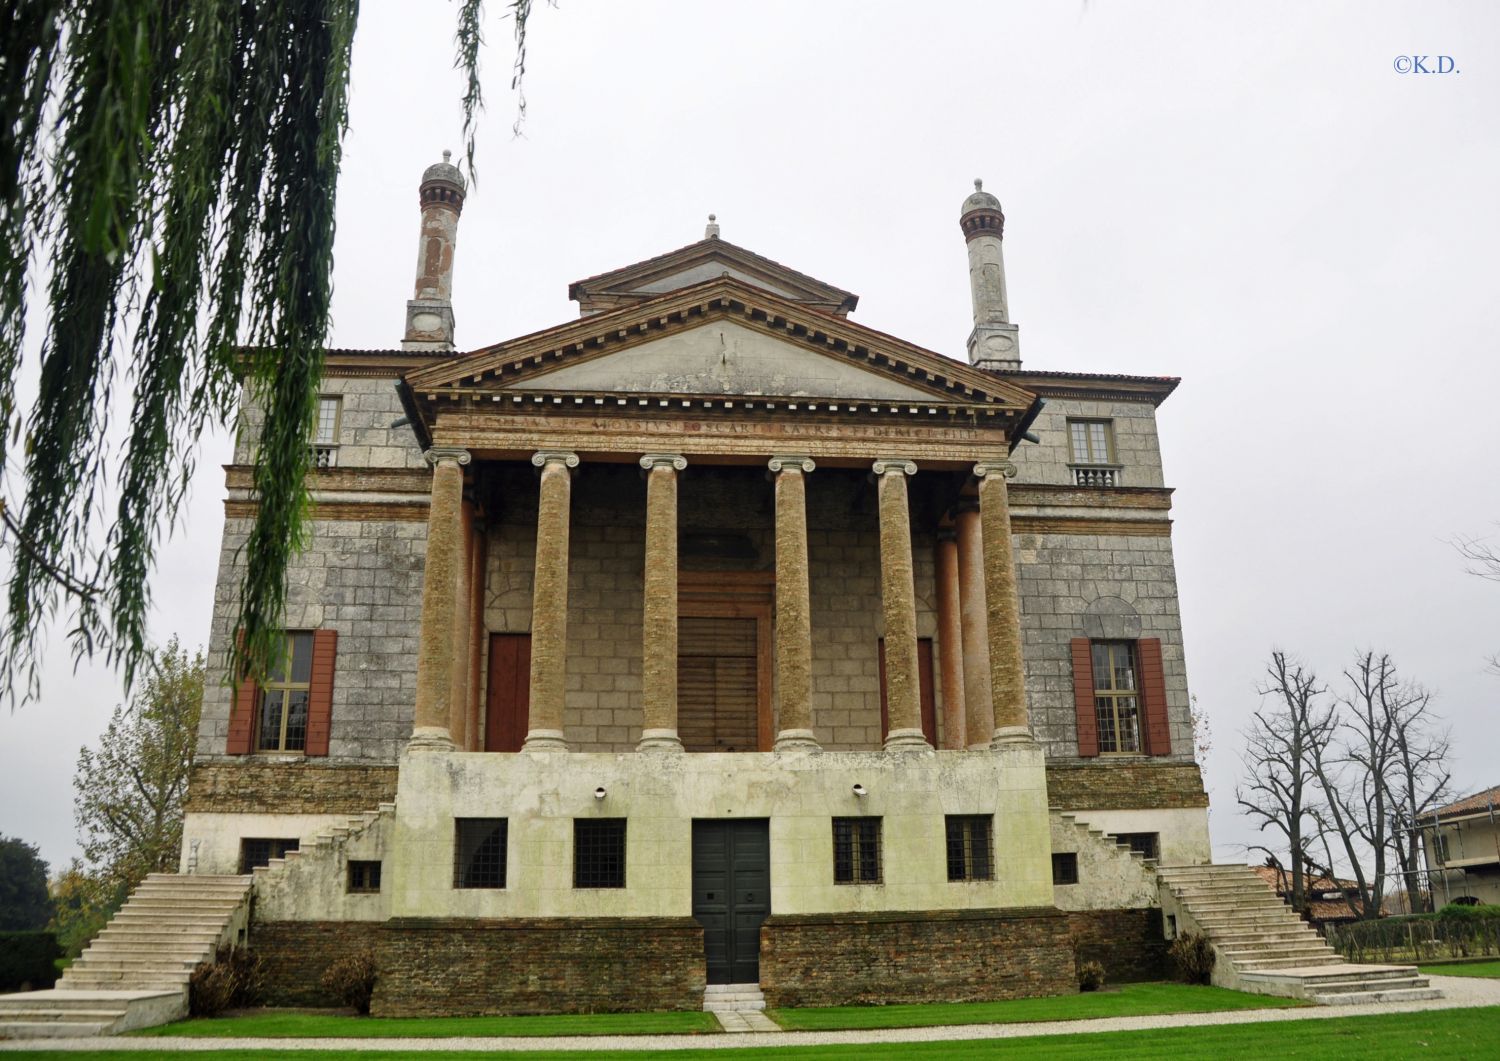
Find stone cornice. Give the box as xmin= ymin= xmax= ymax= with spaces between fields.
xmin=224 ymin=465 xmax=431 ymax=493
xmin=1007 ymin=484 xmax=1174 ymax=511
xmin=995 ymin=370 xmax=1180 ymax=408
xmin=225 ymin=499 xmax=429 ymax=522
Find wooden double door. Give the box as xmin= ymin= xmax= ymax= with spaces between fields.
xmin=691 ymin=819 xmax=771 ymax=985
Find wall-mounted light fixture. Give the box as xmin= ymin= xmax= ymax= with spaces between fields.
xmin=852 ymin=783 xmax=868 ymax=798
xmin=594 ymin=786 xmax=607 ymax=801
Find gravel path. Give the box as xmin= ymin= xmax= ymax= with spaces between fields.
xmin=4 ymin=975 xmax=1497 ymax=1053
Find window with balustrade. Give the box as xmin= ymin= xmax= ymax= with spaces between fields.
xmin=312 ymin=396 xmax=341 ymax=468
xmin=1067 ymin=418 xmax=1119 ymax=487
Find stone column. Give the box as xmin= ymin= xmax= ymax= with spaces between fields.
xmin=410 ymin=446 xmax=471 ymax=751
xmin=954 ymin=502 xmax=995 ymax=748
xmin=639 ymin=454 xmax=687 ymax=752
xmin=467 ymin=525 xmax=488 ymax=751
xmin=448 ymin=506 xmax=473 ymax=750
xmin=934 ymin=529 xmax=966 ymax=751
xmin=873 ymin=458 xmax=928 ymax=751
xmin=975 ymin=459 xmax=1034 ymax=746
xmin=522 ymin=450 xmax=579 ymax=752
xmin=769 ymin=456 xmax=819 ymax=752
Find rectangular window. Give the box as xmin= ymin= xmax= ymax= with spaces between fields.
xmin=574 ymin=819 xmax=627 ymax=888
xmin=945 ymin=815 xmax=994 ymax=882
xmin=347 ymin=860 xmax=382 ymax=894
xmin=256 ymin=631 xmax=314 ymax=752
xmin=1068 ymin=419 xmax=1115 ymax=464
xmin=832 ymin=817 xmax=882 ymax=884
xmin=1092 ymin=640 xmax=1141 ymax=754
xmin=1117 ymin=832 xmax=1160 ymax=861
xmin=1052 ymin=852 xmax=1079 ymax=886
xmin=239 ymin=837 xmax=299 ymax=873
xmin=453 ymin=818 xmax=507 ymax=889
xmin=312 ymin=396 xmax=341 ymax=468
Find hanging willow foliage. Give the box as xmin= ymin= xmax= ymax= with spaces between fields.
xmin=0 ymin=1 xmax=530 ymax=701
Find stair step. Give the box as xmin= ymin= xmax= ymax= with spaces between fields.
xmin=0 ymin=1019 xmax=116 ymax=1038
xmin=1310 ymin=987 xmax=1443 ymax=1005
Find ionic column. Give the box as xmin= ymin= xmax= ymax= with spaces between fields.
xmin=873 ymin=458 xmax=928 ymax=751
xmin=769 ymin=456 xmax=819 ymax=752
xmin=935 ymin=529 xmax=966 ymax=750
xmin=639 ymin=454 xmax=687 ymax=752
xmin=954 ymin=501 xmax=995 ymax=748
xmin=410 ymin=446 xmax=471 ymax=751
xmin=522 ymin=450 xmax=579 ymax=752
xmin=974 ymin=458 xmax=1034 ymax=746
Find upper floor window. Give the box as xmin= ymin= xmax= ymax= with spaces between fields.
xmin=1092 ymin=640 xmax=1141 ymax=754
xmin=1068 ymin=419 xmax=1118 ymax=486
xmin=312 ymin=396 xmax=341 ymax=468
xmin=256 ymin=631 xmax=314 ymax=752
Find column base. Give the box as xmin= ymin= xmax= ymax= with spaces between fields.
xmin=883 ymin=728 xmax=933 ymax=752
xmin=521 ymin=729 xmax=569 ymax=752
xmin=407 ymin=727 xmax=456 ymax=753
xmin=637 ymin=729 xmax=685 ymax=753
xmin=773 ymin=729 xmax=822 ymax=753
xmin=990 ymin=725 xmax=1038 ymax=748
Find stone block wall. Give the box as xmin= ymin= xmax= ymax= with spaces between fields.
xmin=234 ymin=376 xmax=425 ymax=470
xmin=1009 ymin=397 xmax=1165 ymax=488
xmin=1066 ymin=909 xmax=1168 ymax=983
xmin=760 ymin=907 xmax=1076 ymax=1007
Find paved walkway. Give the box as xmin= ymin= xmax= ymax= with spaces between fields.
xmin=3 ymin=975 xmax=1497 ymax=1053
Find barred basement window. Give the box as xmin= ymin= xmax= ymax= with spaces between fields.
xmin=1052 ymin=852 xmax=1079 ymax=886
xmin=347 ymin=860 xmax=382 ymax=894
xmin=574 ymin=819 xmax=627 ymax=888
xmin=945 ymin=815 xmax=994 ymax=881
xmin=1117 ymin=832 xmax=1160 ymax=861
xmin=453 ymin=819 xmax=507 ymax=889
xmin=239 ymin=837 xmax=298 ymax=873
xmin=833 ymin=817 xmax=882 ymax=884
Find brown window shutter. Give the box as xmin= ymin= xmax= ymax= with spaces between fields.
xmin=225 ymin=630 xmax=258 ymax=755
xmin=305 ymin=629 xmax=338 ymax=757
xmin=1138 ymin=637 xmax=1171 ymax=755
xmin=1070 ymin=638 xmax=1099 ymax=757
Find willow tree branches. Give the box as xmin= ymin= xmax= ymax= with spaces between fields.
xmin=0 ymin=2 xmax=535 ymax=702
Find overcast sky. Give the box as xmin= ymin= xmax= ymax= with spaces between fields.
xmin=3 ymin=1 xmax=1497 ymax=875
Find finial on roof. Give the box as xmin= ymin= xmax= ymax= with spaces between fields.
xmin=443 ymin=149 xmax=452 ymax=163
xmin=975 ymin=178 xmax=983 ymax=191
xmin=705 ymin=213 xmax=720 ymax=239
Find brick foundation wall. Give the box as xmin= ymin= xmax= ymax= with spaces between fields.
xmin=1046 ymin=762 xmax=1208 ymax=811
xmin=1066 ymin=908 xmax=1167 ymax=983
xmin=251 ymin=921 xmax=384 ymax=1006
xmin=370 ymin=917 xmax=705 ymax=1016
xmin=760 ymin=907 xmax=1075 ymax=1008
xmin=185 ymin=762 xmax=398 ymax=815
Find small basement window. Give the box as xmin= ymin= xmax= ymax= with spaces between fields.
xmin=239 ymin=837 xmax=299 ymax=873
xmin=574 ymin=819 xmax=627 ymax=888
xmin=945 ymin=815 xmax=994 ymax=882
xmin=347 ymin=860 xmax=382 ymax=894
xmin=833 ymin=817 xmax=882 ymax=884
xmin=1117 ymin=833 xmax=1160 ymax=861
xmin=1052 ymin=852 xmax=1080 ymax=886
xmin=454 ymin=818 xmax=507 ymax=889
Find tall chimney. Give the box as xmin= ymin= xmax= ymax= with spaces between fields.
xmin=960 ymin=179 xmax=1020 ymax=371
xmin=402 ymin=150 xmax=467 ymax=351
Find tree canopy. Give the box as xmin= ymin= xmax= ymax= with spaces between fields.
xmin=0 ymin=834 xmax=51 ymax=931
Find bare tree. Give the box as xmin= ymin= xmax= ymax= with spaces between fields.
xmin=1455 ymin=532 xmax=1500 ymax=673
xmin=1236 ymin=652 xmax=1333 ymax=912
xmin=1380 ymin=675 xmax=1451 ymax=912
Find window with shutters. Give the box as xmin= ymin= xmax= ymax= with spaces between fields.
xmin=256 ymin=631 xmax=314 ymax=752
xmin=1092 ymin=640 xmax=1141 ymax=754
xmin=832 ymin=817 xmax=882 ymax=884
xmin=945 ymin=815 xmax=994 ymax=882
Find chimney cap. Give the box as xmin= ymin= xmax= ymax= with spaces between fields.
xmin=422 ymin=149 xmax=467 ymax=192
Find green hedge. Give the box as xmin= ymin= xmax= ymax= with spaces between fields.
xmin=0 ymin=931 xmax=63 ymax=991
xmin=1326 ymin=905 xmax=1500 ymax=964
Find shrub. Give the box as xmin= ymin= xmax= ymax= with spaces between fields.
xmin=321 ymin=948 xmax=378 ymax=1014
xmin=1168 ymin=931 xmax=1215 ymax=985
xmin=1077 ymin=959 xmax=1106 ymax=992
xmin=0 ymin=931 xmax=62 ymax=991
xmin=189 ymin=945 xmax=265 ymax=1017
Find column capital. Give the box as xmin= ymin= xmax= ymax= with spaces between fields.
xmin=768 ymin=455 xmax=815 ymax=474
xmin=871 ymin=457 xmax=917 ymax=477
xmin=425 ymin=446 xmax=471 ymax=467
xmin=640 ymin=453 xmax=687 ymax=472
xmin=531 ymin=450 xmax=580 ymax=470
xmin=972 ymin=458 xmax=1017 ymax=480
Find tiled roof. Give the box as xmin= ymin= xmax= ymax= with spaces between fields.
xmin=1249 ymin=864 xmax=1358 ymax=893
xmin=1432 ymin=784 xmax=1500 ymax=819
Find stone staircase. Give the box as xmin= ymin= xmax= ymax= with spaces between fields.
xmin=703 ymin=984 xmax=780 ymax=1033
xmin=1049 ymin=812 xmax=1159 ymax=911
xmin=249 ymin=802 xmax=394 ymax=920
xmin=1156 ymin=864 xmax=1440 ymax=1004
xmin=0 ymin=873 xmax=251 ymax=1039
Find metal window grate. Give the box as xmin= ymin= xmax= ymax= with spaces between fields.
xmin=347 ymin=860 xmax=382 ymax=894
xmin=453 ymin=819 xmax=507 ymax=889
xmin=945 ymin=815 xmax=994 ymax=881
xmin=1117 ymin=832 xmax=1160 ymax=861
xmin=239 ymin=837 xmax=298 ymax=873
xmin=832 ymin=817 xmax=882 ymax=884
xmin=574 ymin=819 xmax=627 ymax=888
xmin=1052 ymin=852 xmax=1080 ymax=886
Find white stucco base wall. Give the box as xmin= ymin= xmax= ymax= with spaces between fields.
xmin=389 ymin=744 xmax=1055 ymax=919
xmin=181 ymin=812 xmax=358 ymax=875
xmin=1062 ymin=808 xmax=1211 ymax=866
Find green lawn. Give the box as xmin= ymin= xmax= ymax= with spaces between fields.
xmin=771 ymin=981 xmax=1302 ymax=1031
xmin=1420 ymin=959 xmax=1500 ymax=979
xmin=20 ymin=1006 xmax=1500 ymax=1060
xmin=135 ymin=1009 xmax=720 ymax=1038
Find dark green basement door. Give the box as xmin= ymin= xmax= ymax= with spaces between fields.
xmin=691 ymin=819 xmax=770 ymax=985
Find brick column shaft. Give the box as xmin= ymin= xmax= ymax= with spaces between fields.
xmin=410 ymin=447 xmax=470 ymax=750
xmin=770 ymin=456 xmax=818 ymax=751
xmin=955 ymin=503 xmax=995 ymax=748
xmin=639 ymin=455 xmax=686 ymax=752
xmin=977 ymin=460 xmax=1033 ymax=744
xmin=467 ymin=526 xmax=488 ymax=750
xmin=874 ymin=459 xmax=929 ymax=750
xmin=523 ymin=451 xmax=578 ymax=752
xmin=448 ymin=506 xmax=473 ymax=749
xmin=934 ymin=530 xmax=966 ymax=750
